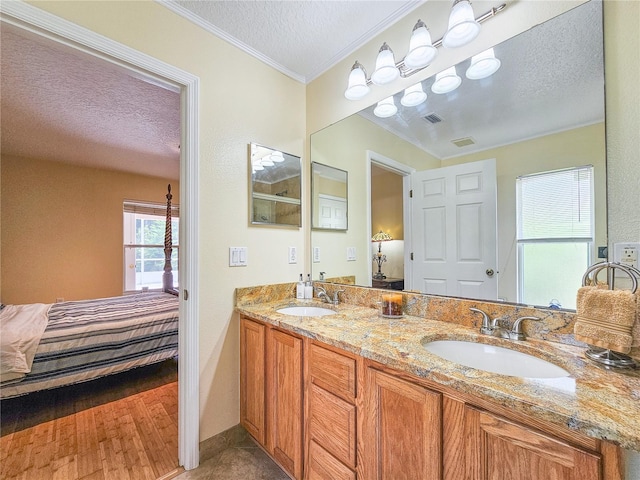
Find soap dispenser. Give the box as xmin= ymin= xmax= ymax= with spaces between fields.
xmin=304 ymin=274 xmax=313 ymax=300
xmin=296 ymin=274 xmax=305 ymax=299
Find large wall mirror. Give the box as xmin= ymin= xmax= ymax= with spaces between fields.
xmin=250 ymin=143 xmax=302 ymax=227
xmin=310 ymin=1 xmax=605 ymax=310
xmin=311 ymin=162 xmax=348 ymax=231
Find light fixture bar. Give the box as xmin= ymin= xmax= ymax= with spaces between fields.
xmin=365 ymin=3 xmax=506 ymax=85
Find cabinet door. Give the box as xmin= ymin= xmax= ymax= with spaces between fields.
xmin=464 ymin=406 xmax=601 ymax=480
xmin=362 ymin=368 xmax=442 ymax=480
xmin=240 ymin=317 xmax=266 ymax=444
xmin=268 ymin=329 xmax=304 ymax=479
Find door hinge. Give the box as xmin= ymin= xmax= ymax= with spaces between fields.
xmin=409 ymin=189 xmax=413 ymax=198
xmin=410 ymin=252 xmax=414 ymax=260
xmin=183 ymin=289 xmax=189 ymax=300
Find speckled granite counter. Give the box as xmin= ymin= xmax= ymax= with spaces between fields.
xmin=235 ymin=284 xmax=640 ymax=453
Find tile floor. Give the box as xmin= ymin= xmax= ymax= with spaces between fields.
xmin=174 ymin=437 xmax=290 ymax=480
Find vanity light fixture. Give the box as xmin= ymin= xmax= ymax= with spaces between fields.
xmin=371 ymin=43 xmax=400 ymax=85
xmin=465 ymin=47 xmax=501 ymax=79
xmin=343 ymin=2 xmax=506 ymax=101
xmin=260 ymin=155 xmax=275 ymax=166
xmin=431 ymin=66 xmax=462 ymax=94
xmin=401 ymin=82 xmax=427 ymax=107
xmin=373 ymin=96 xmax=398 ymax=118
xmin=404 ymin=20 xmax=437 ymax=70
xmin=269 ymin=151 xmax=285 ymax=162
xmin=442 ymin=0 xmax=481 ymax=49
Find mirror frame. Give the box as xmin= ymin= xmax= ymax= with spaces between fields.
xmin=249 ymin=142 xmax=302 ymax=228
xmin=311 ymin=161 xmax=349 ymax=231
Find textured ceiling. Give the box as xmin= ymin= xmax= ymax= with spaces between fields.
xmin=165 ymin=0 xmax=422 ymax=83
xmin=358 ymin=1 xmax=604 ymax=159
xmin=1 ymin=23 xmax=181 ymax=179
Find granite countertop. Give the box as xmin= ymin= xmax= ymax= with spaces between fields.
xmin=236 ymin=299 xmax=640 ymax=452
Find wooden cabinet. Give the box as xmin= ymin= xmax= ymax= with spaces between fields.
xmin=240 ymin=315 xmax=622 ymax=480
xmin=305 ymin=342 xmax=358 ymax=480
xmin=240 ymin=316 xmax=303 ymax=479
xmin=240 ymin=317 xmax=266 ymax=444
xmin=459 ymin=405 xmax=602 ymax=480
xmin=360 ymin=367 xmax=442 ymax=480
xmin=268 ymin=328 xmax=304 ymax=480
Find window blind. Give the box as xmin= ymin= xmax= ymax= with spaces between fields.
xmin=123 ymin=200 xmax=179 ymax=217
xmin=516 ymin=166 xmax=593 ymax=240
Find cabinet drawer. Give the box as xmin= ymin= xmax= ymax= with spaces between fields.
xmin=308 ymin=343 xmax=356 ymax=401
xmin=307 ymin=440 xmax=356 ymax=480
xmin=308 ymin=383 xmax=356 ymax=468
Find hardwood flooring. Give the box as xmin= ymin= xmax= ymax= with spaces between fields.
xmin=0 ymin=359 xmax=179 ymax=480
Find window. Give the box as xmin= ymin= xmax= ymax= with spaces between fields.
xmin=123 ymin=201 xmax=179 ymax=292
xmin=516 ymin=166 xmax=594 ymax=309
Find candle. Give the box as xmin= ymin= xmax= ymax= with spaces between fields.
xmin=381 ymin=293 xmax=403 ymax=317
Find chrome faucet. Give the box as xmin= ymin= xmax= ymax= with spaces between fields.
xmin=508 ymin=316 xmax=541 ymax=341
xmin=315 ymin=286 xmax=344 ymax=305
xmin=470 ymin=308 xmax=540 ymax=341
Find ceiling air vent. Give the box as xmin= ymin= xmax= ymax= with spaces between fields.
xmin=451 ymin=137 xmax=476 ymax=147
xmin=422 ymin=113 xmax=442 ymax=124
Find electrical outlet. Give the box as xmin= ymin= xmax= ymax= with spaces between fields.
xmin=613 ymin=242 xmax=639 ymax=276
xmin=288 ymin=246 xmax=297 ymax=264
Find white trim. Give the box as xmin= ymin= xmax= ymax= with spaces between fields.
xmin=365 ymin=151 xmax=415 ymax=287
xmin=0 ymin=1 xmax=200 ymax=470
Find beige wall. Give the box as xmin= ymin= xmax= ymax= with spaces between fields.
xmin=1 ymin=155 xmax=179 ymax=304
xmin=371 ymin=167 xmax=403 ymax=241
xmin=26 ymin=0 xmax=306 ymax=442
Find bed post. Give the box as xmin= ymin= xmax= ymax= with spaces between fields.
xmin=163 ymin=184 xmax=178 ymax=295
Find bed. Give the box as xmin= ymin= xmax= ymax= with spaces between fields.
xmin=0 ymin=185 xmax=179 ymax=399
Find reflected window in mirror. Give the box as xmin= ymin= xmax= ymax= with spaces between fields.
xmin=250 ymin=143 xmax=301 ymax=227
xmin=311 ymin=162 xmax=348 ymax=231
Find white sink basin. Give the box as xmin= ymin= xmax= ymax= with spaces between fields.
xmin=422 ymin=339 xmax=569 ymax=378
xmin=276 ymin=306 xmax=336 ymax=317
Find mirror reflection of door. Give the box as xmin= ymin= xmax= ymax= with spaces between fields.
xmin=318 ymin=195 xmax=347 ymax=229
xmin=410 ymin=159 xmax=497 ymax=299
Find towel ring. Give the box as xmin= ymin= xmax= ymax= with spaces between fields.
xmin=580 ymin=261 xmax=639 ymax=369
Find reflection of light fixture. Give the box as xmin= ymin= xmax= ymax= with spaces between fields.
xmin=344 ymin=61 xmax=370 ymax=100
xmin=371 ymin=43 xmax=400 ymax=85
xmin=374 ymin=96 xmax=398 ymax=118
xmin=372 ymin=230 xmax=393 ymax=279
xmin=401 ymin=82 xmax=427 ymax=107
xmin=269 ymin=151 xmax=285 ymax=162
xmin=431 ymin=66 xmax=462 ymax=94
xmin=343 ymin=3 xmax=506 ymax=101
xmin=404 ymin=20 xmax=437 ymax=70
xmin=443 ymin=0 xmax=481 ymax=48
xmin=465 ymin=48 xmax=501 ymax=79
xmin=260 ymin=155 xmax=275 ymax=166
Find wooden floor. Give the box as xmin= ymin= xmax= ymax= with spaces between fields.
xmin=0 ymin=359 xmax=179 ymax=480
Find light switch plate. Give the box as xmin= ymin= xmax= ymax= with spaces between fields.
xmin=313 ymin=247 xmax=321 ymax=263
xmin=229 ymin=247 xmax=248 ymax=267
xmin=347 ymin=247 xmax=357 ymax=261
xmin=288 ymin=246 xmax=297 ymax=264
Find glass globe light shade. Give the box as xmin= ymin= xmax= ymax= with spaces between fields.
xmin=442 ymin=0 xmax=481 ymax=48
xmin=260 ymin=155 xmax=274 ymax=166
xmin=371 ymin=43 xmax=400 ymax=85
xmin=373 ymin=96 xmax=398 ymax=118
xmin=431 ymin=66 xmax=462 ymax=94
xmin=270 ymin=151 xmax=285 ymax=162
xmin=404 ymin=20 xmax=437 ymax=69
xmin=344 ymin=61 xmax=370 ymax=100
xmin=401 ymin=83 xmax=427 ymax=107
xmin=465 ymin=48 xmax=501 ymax=79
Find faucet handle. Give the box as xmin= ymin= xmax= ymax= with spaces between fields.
xmin=470 ymin=307 xmax=493 ymax=334
xmin=333 ymin=289 xmax=345 ymax=305
xmin=509 ymin=316 xmax=541 ymax=341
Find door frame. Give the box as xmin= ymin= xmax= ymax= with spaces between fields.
xmin=0 ymin=2 xmax=200 ymax=469
xmin=365 ymin=151 xmax=415 ymax=286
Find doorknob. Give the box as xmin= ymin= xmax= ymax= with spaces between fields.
xmin=486 ymin=269 xmax=495 ymax=277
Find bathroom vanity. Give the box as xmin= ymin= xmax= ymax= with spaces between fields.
xmin=236 ymin=284 xmax=638 ymax=480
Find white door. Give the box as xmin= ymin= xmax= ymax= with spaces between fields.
xmin=318 ymin=194 xmax=347 ymax=229
xmin=409 ymin=159 xmax=497 ymax=300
